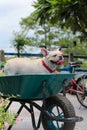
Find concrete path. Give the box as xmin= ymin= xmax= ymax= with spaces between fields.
xmin=6 ymin=94 xmax=87 ymax=130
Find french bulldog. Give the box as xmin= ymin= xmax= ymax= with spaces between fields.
xmin=4 ymin=48 xmax=64 ymax=74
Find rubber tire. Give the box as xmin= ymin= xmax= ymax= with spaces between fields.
xmin=41 ymin=94 xmax=75 ymax=130
xmin=76 ymin=76 xmax=87 ymax=108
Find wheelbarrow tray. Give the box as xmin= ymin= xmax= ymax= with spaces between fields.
xmin=0 ymin=73 xmax=74 ymax=99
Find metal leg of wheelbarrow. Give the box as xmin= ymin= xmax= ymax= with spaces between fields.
xmin=5 ymin=101 xmax=25 ymax=130
xmin=20 ymin=102 xmax=42 ymax=130
xmin=29 ymin=104 xmax=42 ymax=130
xmin=5 ymin=100 xmax=13 ymax=111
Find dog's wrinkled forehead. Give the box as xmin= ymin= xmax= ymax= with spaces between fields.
xmin=41 ymin=48 xmax=63 ymax=57
xmin=48 ymin=49 xmax=63 ymax=56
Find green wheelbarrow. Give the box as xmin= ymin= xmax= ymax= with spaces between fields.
xmin=0 ymin=73 xmax=83 ymax=130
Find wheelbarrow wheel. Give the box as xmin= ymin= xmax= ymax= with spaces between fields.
xmin=41 ymin=94 xmax=75 ymax=130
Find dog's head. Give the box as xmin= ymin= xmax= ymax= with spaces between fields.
xmin=41 ymin=48 xmax=64 ymax=66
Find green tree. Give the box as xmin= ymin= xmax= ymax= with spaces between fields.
xmin=21 ymin=15 xmax=77 ymax=49
xmin=32 ymin=0 xmax=87 ymax=41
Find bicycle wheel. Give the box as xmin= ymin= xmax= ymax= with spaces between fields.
xmin=76 ymin=75 xmax=87 ymax=108
xmin=41 ymin=94 xmax=75 ymax=130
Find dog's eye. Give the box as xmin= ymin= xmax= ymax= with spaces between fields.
xmin=53 ymin=54 xmax=57 ymax=57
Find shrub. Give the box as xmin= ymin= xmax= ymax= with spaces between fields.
xmin=0 ymin=96 xmax=16 ymax=130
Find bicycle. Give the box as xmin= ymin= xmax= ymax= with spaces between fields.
xmin=59 ymin=61 xmax=87 ymax=108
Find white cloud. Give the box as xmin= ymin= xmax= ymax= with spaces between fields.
xmin=0 ymin=0 xmax=35 ymax=50
xmin=0 ymin=0 xmax=35 ymax=30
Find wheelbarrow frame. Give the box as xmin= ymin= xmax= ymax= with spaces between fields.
xmin=0 ymin=74 xmax=83 ymax=130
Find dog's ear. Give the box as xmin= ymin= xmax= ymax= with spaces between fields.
xmin=58 ymin=47 xmax=64 ymax=54
xmin=41 ymin=48 xmax=48 ymax=56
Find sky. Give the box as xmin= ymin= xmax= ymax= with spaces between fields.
xmin=0 ymin=0 xmax=35 ymax=52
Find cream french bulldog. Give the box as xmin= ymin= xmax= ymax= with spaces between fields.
xmin=4 ymin=48 xmax=64 ymax=75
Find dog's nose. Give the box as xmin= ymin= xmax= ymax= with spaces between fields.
xmin=59 ymin=56 xmax=63 ymax=60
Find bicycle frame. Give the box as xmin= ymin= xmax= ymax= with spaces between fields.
xmin=60 ymin=63 xmax=87 ymax=95
xmin=60 ymin=61 xmax=87 ymax=108
xmin=66 ymin=78 xmax=84 ymax=94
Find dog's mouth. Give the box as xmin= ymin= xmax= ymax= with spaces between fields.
xmin=51 ymin=56 xmax=64 ymax=65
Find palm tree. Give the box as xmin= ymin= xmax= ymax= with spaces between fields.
xmin=12 ymin=31 xmax=31 ymax=57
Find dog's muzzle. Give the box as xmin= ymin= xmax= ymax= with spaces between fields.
xmin=51 ymin=56 xmax=64 ymax=65
xmin=57 ymin=56 xmax=64 ymax=65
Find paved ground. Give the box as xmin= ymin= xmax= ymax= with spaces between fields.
xmin=6 ymin=94 xmax=87 ymax=130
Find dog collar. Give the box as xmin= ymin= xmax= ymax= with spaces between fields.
xmin=42 ymin=60 xmax=55 ymax=73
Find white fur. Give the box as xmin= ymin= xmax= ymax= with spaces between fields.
xmin=4 ymin=48 xmax=63 ymax=75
